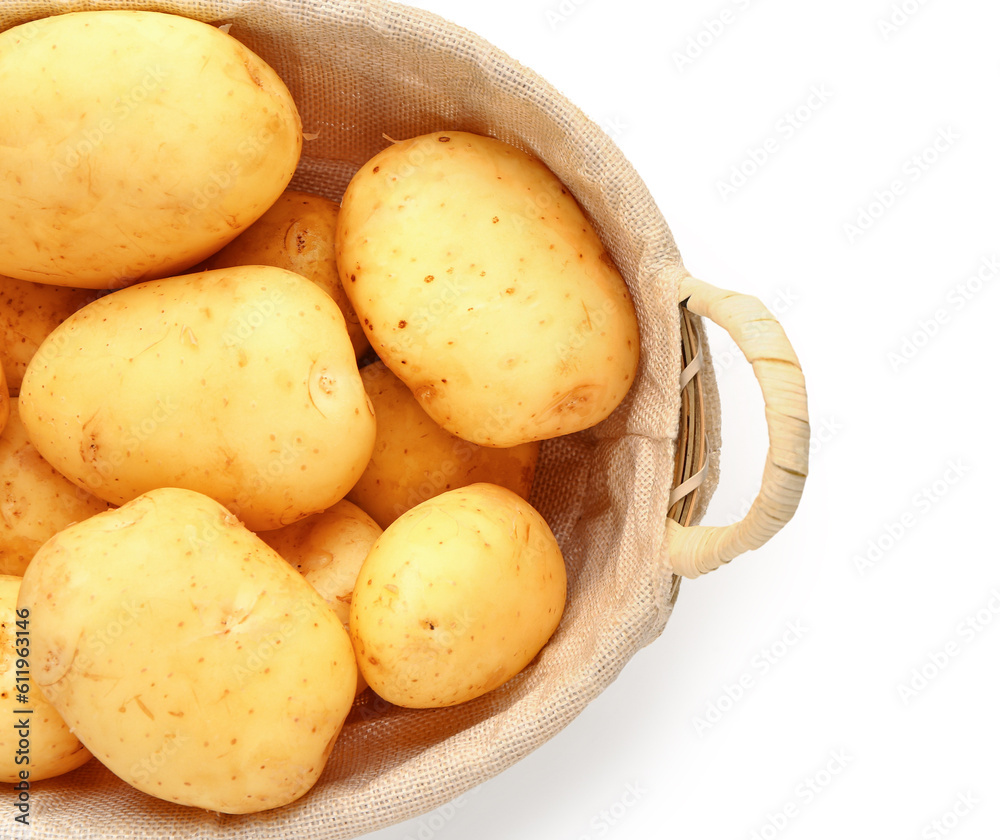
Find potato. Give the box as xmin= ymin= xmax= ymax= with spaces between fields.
xmin=260 ymin=499 xmax=382 ymax=698
xmin=348 ymin=361 xmax=539 ymax=528
xmin=0 ymin=574 xmax=92 ymax=783
xmin=0 ymin=11 xmax=302 ymax=288
xmin=0 ymin=398 xmax=111 ymax=576
xmin=0 ymin=275 xmax=101 ymax=394
xmin=202 ymin=190 xmax=370 ymax=361
xmin=350 ymin=483 xmax=566 ymax=708
xmin=18 ymin=265 xmax=376 ymax=531
xmin=335 ymin=130 xmax=640 ymax=447
xmin=0 ymin=361 xmax=7 ymax=436
xmin=17 ymin=487 xmax=357 ymax=813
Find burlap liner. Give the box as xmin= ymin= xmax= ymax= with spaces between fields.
xmin=0 ymin=1 xmax=722 ymax=837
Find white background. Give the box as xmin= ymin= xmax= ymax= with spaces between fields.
xmin=362 ymin=1 xmax=999 ymax=839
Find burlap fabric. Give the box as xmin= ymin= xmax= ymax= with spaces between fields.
xmin=0 ymin=1 xmax=722 ymax=837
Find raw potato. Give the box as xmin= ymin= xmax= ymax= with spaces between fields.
xmin=17 ymin=487 xmax=357 ymax=813
xmin=335 ymin=130 xmax=641 ymax=447
xmin=18 ymin=265 xmax=376 ymax=531
xmin=0 ymin=275 xmax=100 ymax=394
xmin=260 ymin=499 xmax=382 ymax=697
xmin=348 ymin=361 xmax=539 ymax=528
xmin=0 ymin=574 xmax=92 ymax=783
xmin=0 ymin=361 xmax=7 ymax=436
xmin=350 ymin=483 xmax=566 ymax=708
xmin=202 ymin=190 xmax=370 ymax=361
xmin=0 ymin=398 xmax=111 ymax=576
xmin=0 ymin=10 xmax=302 ymax=288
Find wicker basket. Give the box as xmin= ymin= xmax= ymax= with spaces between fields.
xmin=0 ymin=1 xmax=809 ymax=837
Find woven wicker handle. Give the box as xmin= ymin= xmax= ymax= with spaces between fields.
xmin=666 ymin=274 xmax=809 ymax=578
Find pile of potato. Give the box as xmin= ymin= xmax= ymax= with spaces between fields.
xmin=0 ymin=9 xmax=640 ymax=814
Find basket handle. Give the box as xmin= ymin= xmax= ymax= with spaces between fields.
xmin=666 ymin=274 xmax=809 ymax=578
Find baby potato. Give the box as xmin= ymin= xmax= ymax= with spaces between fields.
xmin=0 ymin=361 xmax=7 ymax=436
xmin=350 ymin=483 xmax=566 ymax=708
xmin=260 ymin=499 xmax=382 ymax=697
xmin=202 ymin=190 xmax=370 ymax=361
xmin=0 ymin=275 xmax=100 ymax=394
xmin=0 ymin=574 xmax=92 ymax=783
xmin=0 ymin=398 xmax=111 ymax=576
xmin=18 ymin=265 xmax=376 ymax=531
xmin=17 ymin=487 xmax=357 ymax=814
xmin=348 ymin=361 xmax=539 ymax=528
xmin=335 ymin=130 xmax=640 ymax=447
xmin=0 ymin=10 xmax=302 ymax=288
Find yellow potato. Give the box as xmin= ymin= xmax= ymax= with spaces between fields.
xmin=202 ymin=190 xmax=370 ymax=361
xmin=260 ymin=499 xmax=382 ymax=698
xmin=0 ymin=574 xmax=92 ymax=784
xmin=0 ymin=275 xmax=101 ymax=394
xmin=0 ymin=10 xmax=302 ymax=288
xmin=18 ymin=265 xmax=376 ymax=531
xmin=335 ymin=130 xmax=640 ymax=447
xmin=0 ymin=398 xmax=111 ymax=576
xmin=17 ymin=487 xmax=357 ymax=813
xmin=348 ymin=361 xmax=539 ymax=528
xmin=0 ymin=361 xmax=7 ymax=436
xmin=350 ymin=483 xmax=566 ymax=708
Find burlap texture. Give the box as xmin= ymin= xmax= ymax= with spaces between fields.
xmin=0 ymin=1 xmax=721 ymax=837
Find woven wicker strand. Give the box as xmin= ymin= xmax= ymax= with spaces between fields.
xmin=666 ymin=274 xmax=809 ymax=578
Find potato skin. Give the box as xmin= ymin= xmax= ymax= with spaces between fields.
xmin=260 ymin=499 xmax=382 ymax=697
xmin=18 ymin=264 xmax=376 ymax=531
xmin=0 ymin=361 xmax=7 ymax=436
xmin=350 ymin=483 xmax=566 ymax=708
xmin=0 ymin=275 xmax=100 ymax=394
xmin=17 ymin=487 xmax=357 ymax=813
xmin=0 ymin=11 xmax=302 ymax=288
xmin=0 ymin=574 xmax=92 ymax=783
xmin=335 ymin=130 xmax=640 ymax=447
xmin=260 ymin=499 xmax=382 ymax=626
xmin=202 ymin=190 xmax=370 ymax=361
xmin=0 ymin=398 xmax=111 ymax=576
xmin=348 ymin=361 xmax=539 ymax=528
